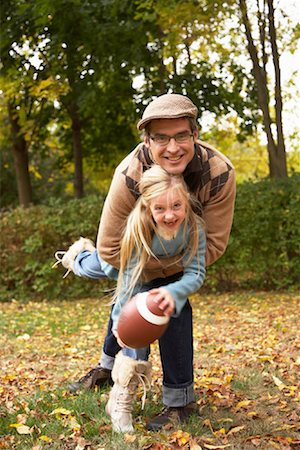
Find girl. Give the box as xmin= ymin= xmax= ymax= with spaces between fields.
xmin=54 ymin=165 xmax=206 ymax=432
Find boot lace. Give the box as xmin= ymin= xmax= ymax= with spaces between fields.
xmin=52 ymin=251 xmax=71 ymax=278
xmin=137 ymin=371 xmax=151 ymax=410
xmin=115 ymin=371 xmax=151 ymax=413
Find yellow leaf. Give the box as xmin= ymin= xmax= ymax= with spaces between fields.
xmin=235 ymin=400 xmax=251 ymax=410
xmin=214 ymin=427 xmax=226 ymax=435
xmin=39 ymin=435 xmax=52 ymax=442
xmin=50 ymin=408 xmax=72 ymax=415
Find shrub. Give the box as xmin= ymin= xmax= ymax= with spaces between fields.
xmin=0 ymin=194 xmax=114 ymax=301
xmin=207 ymin=173 xmax=300 ymax=290
xmin=1 ymin=174 xmax=299 ymax=301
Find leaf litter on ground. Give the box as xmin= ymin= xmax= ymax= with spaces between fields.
xmin=0 ymin=291 xmax=299 ymax=449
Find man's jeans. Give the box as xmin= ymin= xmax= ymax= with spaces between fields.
xmin=101 ymin=273 xmax=195 ymax=407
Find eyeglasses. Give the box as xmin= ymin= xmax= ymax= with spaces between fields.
xmin=149 ymin=131 xmax=193 ymax=146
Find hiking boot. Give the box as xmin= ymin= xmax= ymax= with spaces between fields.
xmin=105 ymin=352 xmax=151 ymax=433
xmin=146 ymin=401 xmax=199 ymax=431
xmin=68 ymin=366 xmax=112 ymax=392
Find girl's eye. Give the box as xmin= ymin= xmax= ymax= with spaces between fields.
xmin=154 ymin=206 xmax=163 ymax=211
xmin=173 ymin=203 xmax=182 ymax=209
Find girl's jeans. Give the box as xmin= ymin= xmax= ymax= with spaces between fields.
xmin=101 ymin=273 xmax=195 ymax=408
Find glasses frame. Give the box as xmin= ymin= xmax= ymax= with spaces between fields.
xmin=149 ymin=132 xmax=194 ymax=146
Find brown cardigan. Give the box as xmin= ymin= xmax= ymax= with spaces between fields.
xmin=97 ymin=140 xmax=236 ymax=281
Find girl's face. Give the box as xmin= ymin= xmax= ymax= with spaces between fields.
xmin=149 ymin=187 xmax=187 ymax=235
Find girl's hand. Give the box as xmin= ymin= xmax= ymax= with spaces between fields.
xmin=148 ymin=288 xmax=175 ymax=317
xmin=112 ymin=329 xmax=127 ymax=348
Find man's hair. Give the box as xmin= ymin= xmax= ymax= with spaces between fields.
xmin=143 ymin=117 xmax=198 ymax=137
xmin=113 ymin=165 xmax=204 ymax=302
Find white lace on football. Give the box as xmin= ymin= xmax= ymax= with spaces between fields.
xmin=52 ymin=251 xmax=71 ymax=278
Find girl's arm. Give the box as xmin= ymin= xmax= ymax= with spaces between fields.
xmin=74 ymin=250 xmax=118 ymax=280
xmin=54 ymin=237 xmax=118 ymax=280
xmin=151 ymin=228 xmax=206 ymax=317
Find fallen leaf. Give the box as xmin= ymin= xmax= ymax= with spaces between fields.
xmin=272 ymin=375 xmax=286 ymax=391
xmin=235 ymin=400 xmax=251 ymax=410
xmin=50 ymin=407 xmax=72 ymax=415
xmin=227 ymin=425 xmax=245 ymax=435
xmin=39 ymin=435 xmax=52 ymax=442
xmin=124 ymin=433 xmax=137 ymax=443
xmin=16 ymin=425 xmax=32 ymax=435
xmin=203 ymin=444 xmax=231 ymax=449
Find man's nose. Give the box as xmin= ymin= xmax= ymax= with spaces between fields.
xmin=166 ymin=137 xmax=179 ymax=151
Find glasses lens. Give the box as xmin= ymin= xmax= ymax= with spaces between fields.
xmin=151 ymin=132 xmax=192 ymax=145
xmin=175 ymin=132 xmax=192 ymax=143
xmin=153 ymin=135 xmax=169 ymax=145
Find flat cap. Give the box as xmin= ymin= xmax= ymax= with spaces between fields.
xmin=137 ymin=93 xmax=198 ymax=130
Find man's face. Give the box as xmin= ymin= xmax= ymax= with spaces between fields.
xmin=144 ymin=118 xmax=198 ymax=174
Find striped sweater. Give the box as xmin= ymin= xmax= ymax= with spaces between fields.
xmin=97 ymin=140 xmax=236 ymax=281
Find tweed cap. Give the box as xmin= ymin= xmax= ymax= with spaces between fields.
xmin=137 ymin=93 xmax=198 ymax=130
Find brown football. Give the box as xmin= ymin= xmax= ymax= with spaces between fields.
xmin=117 ymin=291 xmax=170 ymax=348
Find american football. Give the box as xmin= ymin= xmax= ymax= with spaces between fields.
xmin=117 ymin=291 xmax=170 ymax=348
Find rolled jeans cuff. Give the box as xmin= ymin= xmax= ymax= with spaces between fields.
xmin=162 ymin=382 xmax=196 ymax=407
xmin=100 ymin=351 xmax=115 ymax=370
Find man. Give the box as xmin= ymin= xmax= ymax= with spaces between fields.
xmin=67 ymin=93 xmax=236 ymax=430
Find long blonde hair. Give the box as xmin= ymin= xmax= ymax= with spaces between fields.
xmin=114 ymin=165 xmax=204 ymax=301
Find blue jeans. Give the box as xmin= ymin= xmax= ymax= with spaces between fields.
xmin=101 ymin=273 xmax=195 ymax=407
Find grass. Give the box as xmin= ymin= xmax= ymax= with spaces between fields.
xmin=0 ymin=291 xmax=300 ymax=449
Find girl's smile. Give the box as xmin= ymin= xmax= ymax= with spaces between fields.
xmin=149 ymin=187 xmax=186 ymax=239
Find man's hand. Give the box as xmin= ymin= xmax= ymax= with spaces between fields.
xmin=148 ymin=287 xmax=175 ymax=317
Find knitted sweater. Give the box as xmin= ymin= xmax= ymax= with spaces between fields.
xmin=97 ymin=140 xmax=235 ymax=281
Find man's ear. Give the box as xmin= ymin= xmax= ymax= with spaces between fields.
xmin=193 ymin=129 xmax=199 ymax=140
xmin=143 ymin=135 xmax=150 ymax=147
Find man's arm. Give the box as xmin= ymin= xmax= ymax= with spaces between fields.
xmin=204 ymin=167 xmax=236 ymax=266
xmin=97 ymin=154 xmax=137 ymax=269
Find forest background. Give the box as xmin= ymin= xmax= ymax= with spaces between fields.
xmin=0 ymin=0 xmax=299 ymax=300
xmin=1 ymin=2 xmax=300 ymax=449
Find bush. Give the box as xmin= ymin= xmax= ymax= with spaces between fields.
xmin=1 ymin=174 xmax=299 ymax=301
xmin=0 ymin=194 xmax=114 ymax=301
xmin=207 ymin=173 xmax=300 ymax=290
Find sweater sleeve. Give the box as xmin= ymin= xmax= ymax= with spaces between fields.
xmin=73 ymin=250 xmax=119 ymax=280
xmin=162 ymin=227 xmax=206 ymax=316
xmin=97 ymin=153 xmax=138 ymax=269
xmin=202 ymin=150 xmax=236 ymax=267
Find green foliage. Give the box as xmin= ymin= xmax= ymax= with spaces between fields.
xmin=207 ymin=173 xmax=300 ymax=290
xmin=0 ymin=194 xmax=114 ymax=301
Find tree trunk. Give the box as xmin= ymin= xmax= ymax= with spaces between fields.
xmin=8 ymin=103 xmax=33 ymax=208
xmin=69 ymin=102 xmax=84 ymax=198
xmin=267 ymin=0 xmax=287 ymax=177
xmin=239 ymin=0 xmax=288 ymax=178
xmin=157 ymin=26 xmax=167 ymax=94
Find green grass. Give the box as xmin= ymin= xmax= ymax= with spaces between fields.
xmin=1 ymin=291 xmax=300 ymax=449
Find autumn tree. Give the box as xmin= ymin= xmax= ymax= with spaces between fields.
xmin=238 ymin=0 xmax=289 ymax=177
